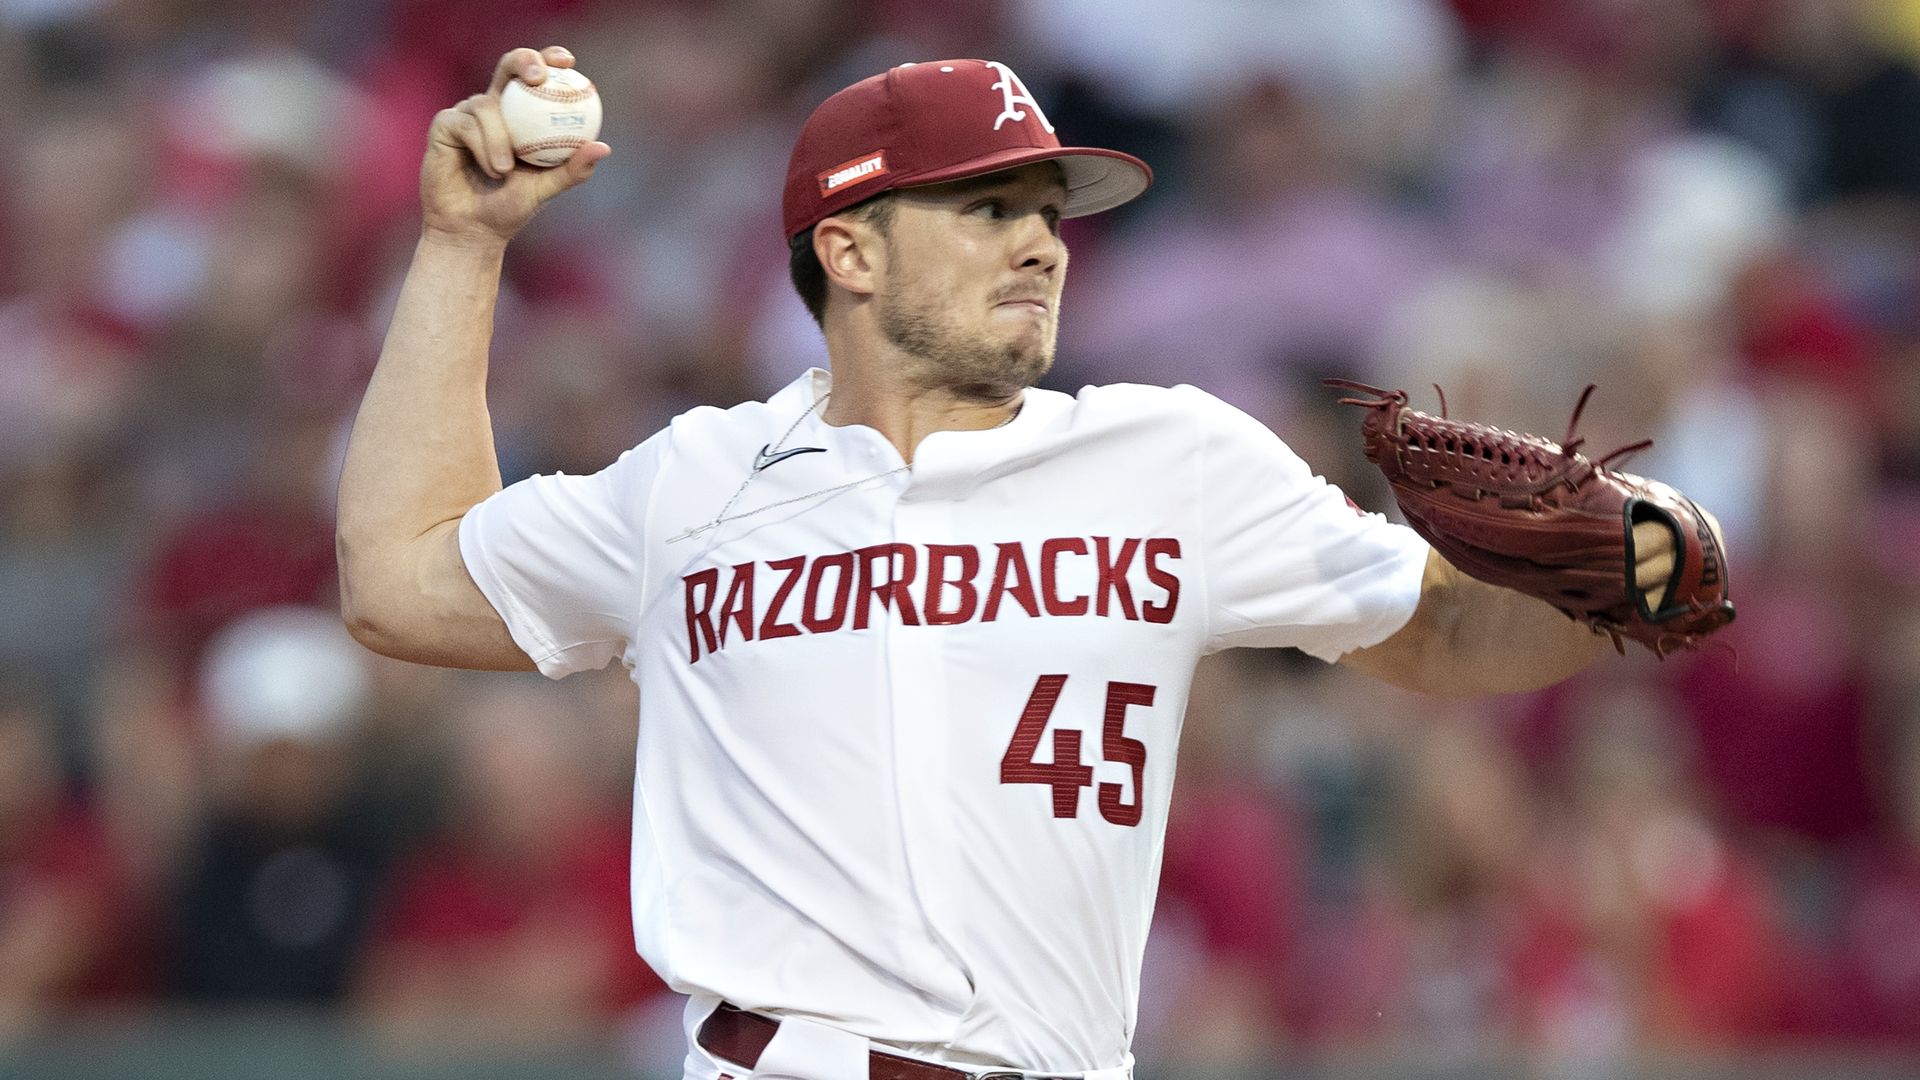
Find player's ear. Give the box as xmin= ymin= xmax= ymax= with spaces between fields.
xmin=814 ymin=215 xmax=882 ymax=301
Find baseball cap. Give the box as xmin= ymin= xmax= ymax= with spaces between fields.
xmin=783 ymin=59 xmax=1152 ymax=240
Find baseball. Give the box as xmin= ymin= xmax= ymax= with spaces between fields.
xmin=499 ymin=67 xmax=602 ymax=168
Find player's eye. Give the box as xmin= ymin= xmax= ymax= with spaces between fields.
xmin=1042 ymin=207 xmax=1062 ymax=234
xmin=969 ymin=198 xmax=1007 ymax=219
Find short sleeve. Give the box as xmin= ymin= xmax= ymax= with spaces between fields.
xmin=458 ymin=433 xmax=667 ymax=678
xmin=1191 ymin=389 xmax=1429 ymax=661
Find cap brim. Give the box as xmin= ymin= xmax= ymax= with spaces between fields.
xmin=900 ymin=146 xmax=1153 ymax=219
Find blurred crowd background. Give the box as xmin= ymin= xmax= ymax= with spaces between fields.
xmin=5 ymin=0 xmax=1920 ymax=1077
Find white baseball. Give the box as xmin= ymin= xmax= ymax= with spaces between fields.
xmin=499 ymin=67 xmax=602 ymax=168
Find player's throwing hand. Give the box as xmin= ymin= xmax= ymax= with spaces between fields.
xmin=420 ymin=45 xmax=611 ymax=244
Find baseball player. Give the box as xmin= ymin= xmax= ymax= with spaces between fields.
xmin=338 ymin=47 xmax=1715 ymax=1080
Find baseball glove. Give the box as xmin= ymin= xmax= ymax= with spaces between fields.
xmin=1324 ymin=379 xmax=1734 ymax=656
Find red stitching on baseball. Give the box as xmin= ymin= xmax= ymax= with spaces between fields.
xmin=516 ymin=137 xmax=589 ymax=153
xmin=520 ymin=77 xmax=595 ymax=103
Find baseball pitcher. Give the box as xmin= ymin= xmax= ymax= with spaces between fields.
xmin=337 ymin=46 xmax=1731 ymax=1080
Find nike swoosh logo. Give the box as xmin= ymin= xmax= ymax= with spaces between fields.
xmin=753 ymin=444 xmax=827 ymax=472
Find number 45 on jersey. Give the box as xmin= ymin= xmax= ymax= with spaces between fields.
xmin=1000 ymin=675 xmax=1155 ymax=827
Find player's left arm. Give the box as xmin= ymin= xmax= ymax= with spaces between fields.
xmin=1339 ymin=520 xmax=1676 ymax=696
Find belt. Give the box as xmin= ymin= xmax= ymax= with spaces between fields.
xmin=697 ymin=1003 xmax=1081 ymax=1080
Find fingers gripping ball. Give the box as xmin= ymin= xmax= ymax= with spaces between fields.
xmin=1324 ymin=379 xmax=1735 ymax=657
xmin=500 ymin=67 xmax=602 ymax=167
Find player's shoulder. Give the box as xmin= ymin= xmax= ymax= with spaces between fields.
xmin=1058 ymin=381 xmax=1297 ymax=471
xmin=1059 ymin=380 xmax=1256 ymax=429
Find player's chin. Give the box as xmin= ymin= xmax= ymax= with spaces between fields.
xmin=959 ymin=344 xmax=1051 ymax=398
xmin=1004 ymin=343 xmax=1054 ymax=390
xmin=999 ymin=315 xmax=1055 ymax=356
xmin=955 ymin=324 xmax=1054 ymax=393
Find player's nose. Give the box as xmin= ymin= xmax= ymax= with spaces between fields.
xmin=1010 ymin=214 xmax=1063 ymax=274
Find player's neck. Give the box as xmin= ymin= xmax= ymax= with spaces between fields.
xmin=820 ymin=342 xmax=1023 ymax=463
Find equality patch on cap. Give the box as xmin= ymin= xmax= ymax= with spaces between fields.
xmin=817 ymin=152 xmax=889 ymax=196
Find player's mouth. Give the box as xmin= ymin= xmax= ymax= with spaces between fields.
xmin=993 ymin=297 xmax=1050 ymax=315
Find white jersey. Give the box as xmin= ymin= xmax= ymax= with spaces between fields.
xmin=457 ymin=368 xmax=1428 ymax=1075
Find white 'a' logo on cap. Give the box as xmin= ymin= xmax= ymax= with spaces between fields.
xmin=985 ymin=61 xmax=1055 ymax=134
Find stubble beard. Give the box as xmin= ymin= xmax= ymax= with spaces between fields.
xmin=876 ymin=274 xmax=1057 ymax=400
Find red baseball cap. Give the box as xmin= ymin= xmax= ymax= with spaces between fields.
xmin=783 ymin=59 xmax=1153 ymax=240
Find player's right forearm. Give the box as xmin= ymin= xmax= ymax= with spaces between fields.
xmin=336 ymin=231 xmax=511 ymax=598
